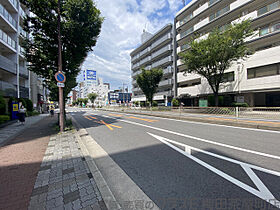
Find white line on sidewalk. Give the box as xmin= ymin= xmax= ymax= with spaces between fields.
xmin=102 ymin=114 xmax=280 ymax=160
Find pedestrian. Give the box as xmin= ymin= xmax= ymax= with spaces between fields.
xmin=18 ymin=105 xmax=26 ymax=125
xmin=50 ymin=105 xmax=54 ymax=117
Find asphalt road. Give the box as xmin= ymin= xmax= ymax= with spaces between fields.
xmin=69 ymin=107 xmax=280 ymax=210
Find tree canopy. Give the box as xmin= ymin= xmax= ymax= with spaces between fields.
xmin=88 ymin=93 xmax=98 ymax=104
xmin=136 ymin=68 xmax=163 ymax=106
xmin=21 ymin=0 xmax=103 ymax=101
xmin=180 ymin=20 xmax=254 ymax=106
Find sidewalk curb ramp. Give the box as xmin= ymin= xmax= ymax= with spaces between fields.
xmin=70 ymin=114 xmax=160 ymax=210
xmin=102 ymin=109 xmax=280 ymax=132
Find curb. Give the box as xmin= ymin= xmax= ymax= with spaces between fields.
xmin=102 ymin=109 xmax=280 ymax=132
xmin=70 ymin=115 xmax=122 ymax=210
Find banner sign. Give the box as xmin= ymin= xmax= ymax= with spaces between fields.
xmin=86 ymin=70 xmax=97 ymax=81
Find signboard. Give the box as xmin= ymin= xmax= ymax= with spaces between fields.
xmin=13 ymin=103 xmax=18 ymax=111
xmin=57 ymin=82 xmax=65 ymax=88
xmin=199 ymin=99 xmax=208 ymax=107
xmin=55 ymin=72 xmax=66 ymax=83
xmin=86 ymin=70 xmax=97 ymax=81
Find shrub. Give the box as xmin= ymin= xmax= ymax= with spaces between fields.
xmin=0 ymin=115 xmax=10 ymax=124
xmin=140 ymin=102 xmax=145 ymax=107
xmin=0 ymin=95 xmax=6 ymax=115
xmin=27 ymin=110 xmax=40 ymax=117
xmin=152 ymin=101 xmax=158 ymax=107
xmin=231 ymin=102 xmax=249 ymax=107
xmin=24 ymin=98 xmax=33 ymax=112
xmin=172 ymin=98 xmax=179 ymax=107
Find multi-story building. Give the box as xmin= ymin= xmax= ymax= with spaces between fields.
xmin=0 ymin=0 xmax=30 ymax=99
xmin=87 ymin=78 xmax=109 ymax=107
xmin=130 ymin=24 xmax=175 ymax=106
xmin=175 ymin=0 xmax=280 ymax=106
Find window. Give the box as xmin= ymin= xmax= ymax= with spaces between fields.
xmin=209 ymin=6 xmax=230 ymax=21
xmin=222 ymin=72 xmax=234 ymax=83
xmin=247 ymin=63 xmax=280 ymax=79
xmin=259 ymin=22 xmax=280 ymax=36
xmin=258 ymin=1 xmax=280 ymax=16
xmin=180 ymin=27 xmax=194 ymax=38
xmin=179 ymin=13 xmax=193 ymax=26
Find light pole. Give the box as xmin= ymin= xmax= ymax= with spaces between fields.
xmin=57 ymin=0 xmax=64 ymax=132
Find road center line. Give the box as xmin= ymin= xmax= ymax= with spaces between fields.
xmin=104 ymin=115 xmax=280 ymax=160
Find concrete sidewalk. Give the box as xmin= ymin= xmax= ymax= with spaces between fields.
xmin=102 ymin=108 xmax=280 ymax=131
xmin=0 ymin=115 xmax=107 ymax=210
xmin=0 ymin=114 xmax=49 ymax=146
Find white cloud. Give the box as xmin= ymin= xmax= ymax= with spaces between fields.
xmin=81 ymin=0 xmax=184 ymax=90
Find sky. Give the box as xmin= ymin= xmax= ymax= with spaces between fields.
xmin=80 ymin=0 xmax=191 ymax=91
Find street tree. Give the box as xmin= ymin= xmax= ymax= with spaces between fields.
xmin=180 ymin=20 xmax=254 ymax=106
xmin=136 ymin=68 xmax=163 ymax=107
xmin=21 ymin=0 xmax=103 ymax=104
xmin=83 ymin=98 xmax=88 ymax=107
xmin=88 ymin=93 xmax=98 ymax=107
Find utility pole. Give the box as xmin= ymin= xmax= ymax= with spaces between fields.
xmin=58 ymin=0 xmax=64 ymax=132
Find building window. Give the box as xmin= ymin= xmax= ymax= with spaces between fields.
xmin=258 ymin=1 xmax=280 ymax=16
xmin=222 ymin=72 xmax=234 ymax=83
xmin=209 ymin=5 xmax=230 ymax=21
xmin=180 ymin=27 xmax=194 ymax=39
xmin=247 ymin=63 xmax=280 ymax=79
xmin=179 ymin=13 xmax=193 ymax=26
xmin=259 ymin=22 xmax=280 ymax=37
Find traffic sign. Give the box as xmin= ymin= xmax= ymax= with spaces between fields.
xmin=55 ymin=72 xmax=66 ymax=83
xmin=57 ymin=82 xmax=65 ymax=87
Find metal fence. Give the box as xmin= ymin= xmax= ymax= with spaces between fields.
xmin=102 ymin=106 xmax=280 ymax=121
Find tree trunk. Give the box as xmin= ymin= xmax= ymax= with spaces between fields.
xmin=214 ymin=92 xmax=219 ymax=107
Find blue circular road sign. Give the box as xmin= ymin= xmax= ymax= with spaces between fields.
xmin=55 ymin=72 xmax=66 ymax=83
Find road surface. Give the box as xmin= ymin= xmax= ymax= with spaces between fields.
xmin=69 ymin=107 xmax=280 ymax=210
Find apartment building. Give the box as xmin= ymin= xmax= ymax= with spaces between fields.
xmin=0 ymin=0 xmax=30 ymax=99
xmin=175 ymin=0 xmax=280 ymax=106
xmin=130 ymin=24 xmax=175 ymax=106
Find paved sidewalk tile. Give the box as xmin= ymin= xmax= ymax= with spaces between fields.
xmin=0 ymin=114 xmax=49 ymax=145
xmin=28 ymin=131 xmax=107 ymax=210
xmin=0 ymin=116 xmax=57 ymax=210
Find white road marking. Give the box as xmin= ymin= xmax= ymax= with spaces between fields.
xmin=105 ymin=111 xmax=280 ymax=134
xmin=103 ymin=114 xmax=280 ymax=160
xmin=148 ymin=133 xmax=280 ymax=208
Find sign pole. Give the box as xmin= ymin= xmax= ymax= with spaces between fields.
xmin=58 ymin=0 xmax=64 ymax=132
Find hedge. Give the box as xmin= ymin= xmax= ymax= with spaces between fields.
xmin=0 ymin=115 xmax=10 ymax=124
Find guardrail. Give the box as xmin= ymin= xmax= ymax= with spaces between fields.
xmin=102 ymin=106 xmax=280 ymax=121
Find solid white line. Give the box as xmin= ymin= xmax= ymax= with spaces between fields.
xmin=103 ymin=114 xmax=280 ymax=160
xmin=104 ymin=110 xmax=280 ymax=134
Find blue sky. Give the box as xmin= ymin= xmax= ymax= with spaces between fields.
xmin=80 ymin=0 xmax=190 ymax=90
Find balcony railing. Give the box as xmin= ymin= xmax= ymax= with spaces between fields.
xmin=0 ymin=55 xmax=17 ymax=74
xmin=151 ymin=33 xmax=172 ymax=49
xmin=0 ymin=4 xmax=17 ymax=28
xmin=19 ymin=26 xmax=27 ymax=38
xmin=152 ymin=56 xmax=172 ymax=68
xmin=163 ymin=66 xmax=173 ymax=75
xmin=0 ymin=80 xmax=17 ymax=97
xmin=0 ymin=28 xmax=16 ymax=50
xmin=19 ymin=65 xmax=28 ymax=77
xmin=8 ymin=0 xmax=18 ymax=10
xmin=151 ymin=44 xmax=172 ymax=59
xmin=159 ymin=79 xmax=172 ymax=87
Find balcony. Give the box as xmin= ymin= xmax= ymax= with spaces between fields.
xmin=132 ymin=70 xmax=141 ymax=78
xmin=19 ymin=65 xmax=28 ymax=78
xmin=0 ymin=4 xmax=17 ymax=30
xmin=19 ymin=7 xmax=26 ymax=20
xmin=151 ymin=44 xmax=172 ymax=60
xmin=0 ymin=80 xmax=17 ymax=97
xmin=0 ymin=54 xmax=16 ymax=74
xmin=139 ymin=47 xmax=150 ymax=57
xmin=0 ymin=28 xmax=16 ymax=52
xmin=19 ymin=26 xmax=27 ymax=38
xmin=194 ymin=17 xmax=209 ymax=31
xmin=159 ymin=79 xmax=172 ymax=87
xmin=131 ymin=62 xmax=139 ymax=70
xmin=155 ymin=90 xmax=172 ymax=96
xmin=151 ymin=33 xmax=172 ymax=50
xmin=193 ymin=2 xmax=208 ymax=17
xmin=139 ymin=56 xmax=151 ymax=66
xmin=151 ymin=56 xmax=172 ymax=68
xmin=7 ymin=0 xmax=18 ymax=12
xmin=163 ymin=66 xmax=172 ymax=75
xmin=19 ymin=86 xmax=29 ymax=98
